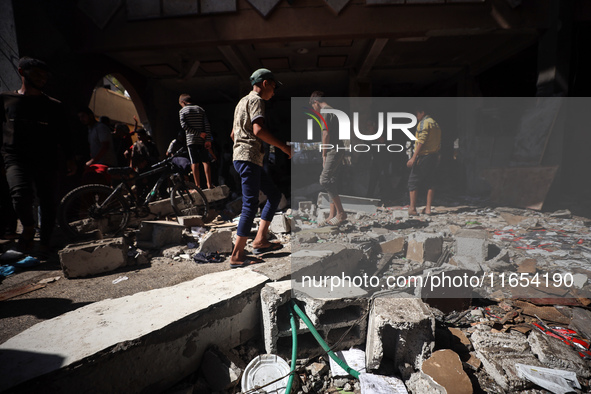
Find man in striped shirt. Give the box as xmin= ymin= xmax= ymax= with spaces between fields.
xmin=179 ymin=94 xmax=214 ymax=189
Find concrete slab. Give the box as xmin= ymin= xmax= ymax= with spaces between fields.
xmin=58 ymin=237 xmax=128 ymax=279
xmin=0 ymin=269 xmax=269 ymax=393
xmin=317 ymin=192 xmax=380 ymax=214
xmin=528 ymin=329 xmax=591 ymax=377
xmin=471 ymin=329 xmax=541 ymax=391
xmin=291 ymin=244 xmax=365 ymax=298
xmin=366 ymin=297 xmax=435 ymax=377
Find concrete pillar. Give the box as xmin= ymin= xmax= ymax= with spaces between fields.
xmin=0 ymin=0 xmax=20 ymax=92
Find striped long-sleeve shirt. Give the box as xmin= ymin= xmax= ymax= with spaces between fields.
xmin=179 ymin=104 xmax=212 ymax=146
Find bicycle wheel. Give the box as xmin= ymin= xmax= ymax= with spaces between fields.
xmin=170 ymin=182 xmax=209 ymax=219
xmin=58 ymin=184 xmax=130 ymax=240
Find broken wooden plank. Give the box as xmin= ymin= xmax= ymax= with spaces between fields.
xmin=0 ymin=283 xmax=46 ymax=302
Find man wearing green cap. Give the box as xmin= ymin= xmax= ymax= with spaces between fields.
xmin=229 ymin=68 xmax=292 ymax=268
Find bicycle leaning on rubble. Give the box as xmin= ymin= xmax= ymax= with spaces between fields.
xmin=57 ymin=148 xmax=209 ymax=240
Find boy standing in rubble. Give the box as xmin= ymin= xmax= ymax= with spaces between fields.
xmin=229 ymin=68 xmax=292 ymax=268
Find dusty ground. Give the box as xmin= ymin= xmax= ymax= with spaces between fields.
xmin=0 ymin=231 xmax=290 ymax=344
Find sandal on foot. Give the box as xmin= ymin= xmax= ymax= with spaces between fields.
xmin=253 ymin=242 xmax=283 ymax=255
xmin=230 ymin=256 xmax=264 ymax=269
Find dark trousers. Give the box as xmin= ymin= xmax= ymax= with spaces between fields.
xmin=0 ymin=171 xmax=17 ymax=235
xmin=234 ymin=160 xmax=281 ymax=237
xmin=5 ymin=160 xmax=58 ymax=246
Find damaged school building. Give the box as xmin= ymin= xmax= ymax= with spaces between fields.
xmin=1 ymin=0 xmax=591 ymax=393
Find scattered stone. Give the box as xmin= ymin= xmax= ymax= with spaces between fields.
xmin=306 ymin=362 xmax=328 ymax=377
xmin=197 ymin=230 xmax=232 ymax=253
xmin=421 ymin=349 xmax=473 ymax=394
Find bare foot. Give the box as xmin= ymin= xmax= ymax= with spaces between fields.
xmin=408 ymin=209 xmax=418 ymax=216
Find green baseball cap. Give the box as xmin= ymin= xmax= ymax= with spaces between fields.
xmin=249 ymin=68 xmax=282 ymax=87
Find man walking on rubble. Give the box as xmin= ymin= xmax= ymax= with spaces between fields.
xmin=407 ymin=106 xmax=441 ymax=216
xmin=229 ymin=68 xmax=292 ymax=268
xmin=309 ymin=91 xmax=347 ymax=226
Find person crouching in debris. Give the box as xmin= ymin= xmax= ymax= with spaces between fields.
xmin=229 ymin=68 xmax=292 ymax=268
xmin=310 ymin=91 xmax=347 ymax=226
xmin=407 ymin=106 xmax=441 ymax=216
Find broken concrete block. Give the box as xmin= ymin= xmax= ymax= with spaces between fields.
xmin=359 ymin=374 xmax=408 ymax=393
xmin=200 ymin=346 xmax=244 ymax=391
xmin=406 ymin=371 xmax=446 ymax=394
xmin=198 ymin=230 xmax=232 ymax=253
xmin=136 ymin=220 xmax=185 ymax=249
xmin=366 ymin=297 xmax=435 ymax=377
xmin=455 ymin=229 xmax=487 ymax=261
xmin=270 ymin=214 xmax=291 ymax=234
xmin=471 ymin=329 xmax=542 ymax=391
xmin=528 ymin=329 xmax=590 ymax=377
xmin=421 ymin=349 xmax=473 ymax=394
xmin=176 ymin=215 xmax=204 ymax=227
xmin=379 ymin=237 xmax=405 ymax=254
xmin=392 ymin=210 xmax=409 ymax=220
xmin=202 ymin=185 xmax=230 ymax=203
xmin=260 ymin=281 xmax=292 ymax=356
xmin=406 ymin=232 xmax=442 ymax=263
xmin=261 ymin=279 xmax=368 ymax=359
xmin=59 ymin=237 xmax=128 ymax=278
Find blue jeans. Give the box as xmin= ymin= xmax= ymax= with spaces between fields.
xmin=234 ymin=160 xmax=281 ymax=237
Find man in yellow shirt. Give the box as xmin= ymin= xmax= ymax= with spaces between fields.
xmin=407 ymin=108 xmax=441 ymax=216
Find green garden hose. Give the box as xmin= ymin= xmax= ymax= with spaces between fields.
xmin=285 ymin=306 xmax=298 ymax=394
xmin=290 ymin=300 xmax=360 ymax=380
